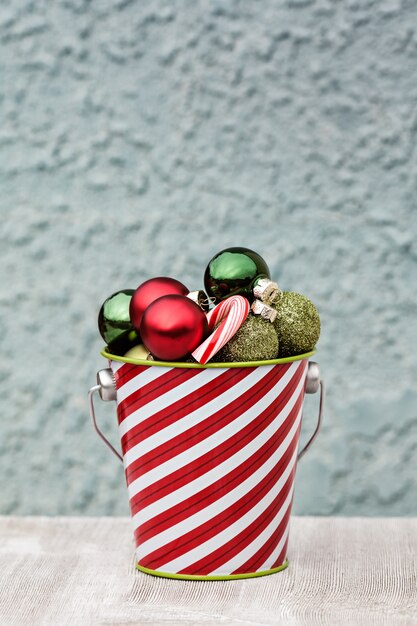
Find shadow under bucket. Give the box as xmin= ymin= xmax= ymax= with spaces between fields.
xmin=89 ymin=350 xmax=324 ymax=580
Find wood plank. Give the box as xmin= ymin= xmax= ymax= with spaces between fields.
xmin=0 ymin=516 xmax=416 ymax=625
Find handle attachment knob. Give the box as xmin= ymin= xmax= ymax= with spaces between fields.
xmin=96 ymin=368 xmax=117 ymax=401
xmin=305 ymin=361 xmax=320 ymax=394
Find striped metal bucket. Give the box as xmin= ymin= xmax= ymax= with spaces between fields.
xmin=89 ymin=351 xmax=324 ymax=580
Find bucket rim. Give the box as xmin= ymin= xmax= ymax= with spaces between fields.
xmin=136 ymin=558 xmax=289 ymax=579
xmin=101 ymin=347 xmax=316 ymax=368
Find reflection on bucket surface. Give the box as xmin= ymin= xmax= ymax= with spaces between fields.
xmin=89 ymin=354 xmax=324 ymax=580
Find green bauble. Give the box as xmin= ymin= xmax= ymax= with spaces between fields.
xmin=98 ymin=289 xmax=134 ymax=344
xmin=204 ymin=247 xmax=271 ymax=303
xmin=213 ymin=315 xmax=279 ymax=363
xmin=107 ymin=329 xmax=141 ymax=356
xmin=272 ymin=292 xmax=320 ymax=357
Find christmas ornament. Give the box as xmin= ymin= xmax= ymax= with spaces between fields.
xmin=204 ymin=247 xmax=271 ymax=303
xmin=141 ymin=295 xmax=209 ymax=361
xmin=192 ymin=295 xmax=249 ymax=364
xmin=130 ymin=277 xmax=189 ymax=331
xmin=124 ymin=344 xmax=152 ymax=360
xmin=98 ymin=289 xmax=134 ymax=344
xmin=106 ymin=329 xmax=141 ymax=356
xmin=251 ymin=299 xmax=278 ymax=323
xmin=213 ymin=315 xmax=279 ymax=362
xmin=272 ymin=291 xmax=320 ymax=357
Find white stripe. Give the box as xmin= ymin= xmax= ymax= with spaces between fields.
xmin=130 ymin=376 xmax=304 ymax=530
xmin=149 ymin=447 xmax=298 ymax=574
xmin=208 ymin=481 xmax=294 ymax=575
xmin=134 ymin=402 xmax=302 ymax=564
xmin=115 ymin=365 xmax=168 ymax=403
xmin=110 ymin=360 xmax=125 ymax=374
xmin=124 ymin=362 xmax=285 ymax=471
xmin=257 ymin=519 xmax=291 ymax=572
xmin=119 ymin=367 xmax=227 ymax=438
xmin=127 ymin=361 xmax=304 ymax=499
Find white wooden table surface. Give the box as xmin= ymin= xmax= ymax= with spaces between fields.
xmin=0 ymin=516 xmax=416 ymax=626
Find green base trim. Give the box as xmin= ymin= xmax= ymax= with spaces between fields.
xmin=101 ymin=348 xmax=316 ymax=368
xmin=136 ymin=559 xmax=289 ymax=580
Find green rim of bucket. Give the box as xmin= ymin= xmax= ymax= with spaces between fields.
xmin=101 ymin=348 xmax=316 ymax=368
xmin=136 ymin=559 xmax=289 ymax=580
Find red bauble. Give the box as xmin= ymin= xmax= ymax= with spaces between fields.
xmin=141 ymin=295 xmax=209 ymax=361
xmin=130 ymin=277 xmax=189 ymax=331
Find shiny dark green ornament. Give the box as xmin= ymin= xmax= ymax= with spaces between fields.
xmin=98 ymin=289 xmax=134 ymax=344
xmin=106 ymin=328 xmax=141 ymax=356
xmin=272 ymin=292 xmax=320 ymax=357
xmin=204 ymin=247 xmax=271 ymax=303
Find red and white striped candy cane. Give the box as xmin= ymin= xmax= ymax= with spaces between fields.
xmin=192 ymin=295 xmax=250 ymax=365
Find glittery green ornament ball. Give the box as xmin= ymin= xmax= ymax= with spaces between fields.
xmin=213 ymin=315 xmax=279 ymax=363
xmin=272 ymin=292 xmax=320 ymax=357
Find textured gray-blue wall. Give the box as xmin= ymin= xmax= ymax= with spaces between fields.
xmin=1 ymin=0 xmax=417 ymax=516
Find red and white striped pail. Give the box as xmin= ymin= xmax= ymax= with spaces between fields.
xmin=89 ymin=352 xmax=324 ymax=581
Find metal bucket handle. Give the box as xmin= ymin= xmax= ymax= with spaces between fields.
xmin=88 ymin=369 xmax=123 ymax=463
xmin=88 ymin=361 xmax=325 ymax=465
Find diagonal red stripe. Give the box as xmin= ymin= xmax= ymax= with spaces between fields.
xmin=138 ymin=429 xmax=299 ymax=570
xmin=114 ymin=363 xmax=148 ymax=387
xmin=117 ymin=367 xmax=204 ymax=424
xmin=272 ymin=533 xmax=290 ymax=570
xmin=230 ymin=479 xmax=295 ymax=573
xmin=125 ymin=361 xmax=296 ymax=485
xmin=127 ymin=362 xmax=305 ymax=512
xmin=129 ymin=364 xmax=306 ymax=521
xmin=122 ymin=365 xmax=258 ymax=457
xmin=135 ymin=386 xmax=305 ymax=542
xmin=176 ymin=460 xmax=297 ymax=576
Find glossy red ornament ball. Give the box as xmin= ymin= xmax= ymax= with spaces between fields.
xmin=130 ymin=277 xmax=189 ymax=331
xmin=141 ymin=295 xmax=209 ymax=361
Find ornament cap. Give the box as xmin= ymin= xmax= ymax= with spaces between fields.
xmin=253 ymin=278 xmax=282 ymax=305
xmin=187 ymin=290 xmax=211 ymax=312
xmin=251 ymin=299 xmax=278 ymax=323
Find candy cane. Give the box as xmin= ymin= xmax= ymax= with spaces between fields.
xmin=192 ymin=295 xmax=250 ymax=364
